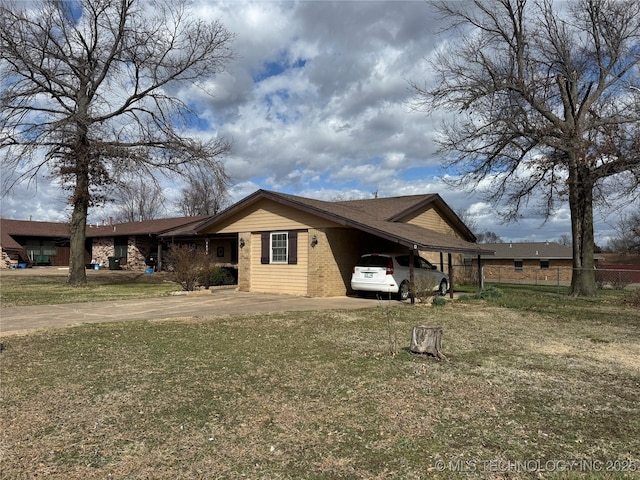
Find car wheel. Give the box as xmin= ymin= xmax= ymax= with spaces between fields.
xmin=397 ymin=281 xmax=410 ymax=301
xmin=438 ymin=279 xmax=448 ymax=296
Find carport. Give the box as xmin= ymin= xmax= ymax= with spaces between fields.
xmin=343 ymin=221 xmax=494 ymax=302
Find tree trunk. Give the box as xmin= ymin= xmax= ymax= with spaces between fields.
xmin=568 ymin=161 xmax=597 ymax=297
xmin=68 ymin=159 xmax=90 ymax=286
xmin=410 ymin=326 xmax=447 ymax=360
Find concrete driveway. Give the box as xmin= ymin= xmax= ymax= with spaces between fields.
xmin=0 ymin=288 xmax=404 ymax=335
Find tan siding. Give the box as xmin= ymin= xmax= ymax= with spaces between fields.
xmin=402 ymin=207 xmax=461 ymax=238
xmin=249 ymin=231 xmax=309 ymax=295
xmin=206 ymin=199 xmax=342 ymax=234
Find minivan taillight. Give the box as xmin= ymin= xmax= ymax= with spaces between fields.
xmin=386 ymin=258 xmax=394 ymax=275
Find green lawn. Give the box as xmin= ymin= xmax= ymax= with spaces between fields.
xmin=1 ymin=285 xmax=639 ymax=479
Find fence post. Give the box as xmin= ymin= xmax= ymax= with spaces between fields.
xmin=557 ymin=268 xmax=560 ymax=296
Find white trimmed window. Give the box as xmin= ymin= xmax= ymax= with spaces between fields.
xmin=270 ymin=232 xmax=288 ymax=263
xmin=260 ymin=231 xmax=298 ymax=265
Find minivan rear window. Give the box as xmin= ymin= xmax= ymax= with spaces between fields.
xmin=356 ymin=255 xmax=390 ymax=268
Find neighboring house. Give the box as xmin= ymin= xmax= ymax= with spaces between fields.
xmin=186 ymin=189 xmax=492 ymax=297
xmin=0 ymin=216 xmax=208 ymax=270
xmin=85 ymin=216 xmax=210 ymax=270
xmin=0 ymin=219 xmax=74 ymax=268
xmin=466 ymin=241 xmax=603 ymax=283
xmin=597 ymin=253 xmax=640 ymax=285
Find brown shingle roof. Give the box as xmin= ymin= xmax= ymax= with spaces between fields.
xmin=480 ymin=242 xmax=583 ymax=259
xmin=193 ymin=190 xmax=492 ymax=255
xmin=1 ymin=218 xmax=71 ymax=237
xmin=85 ymin=216 xmax=209 ymax=237
xmin=1 ymin=219 xmax=71 ymax=254
xmin=1 ymin=217 xmax=210 ymax=253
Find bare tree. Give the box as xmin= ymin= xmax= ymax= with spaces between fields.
xmin=455 ymin=208 xmax=479 ymax=235
xmin=0 ymin=0 xmax=234 ymax=285
xmin=412 ymin=0 xmax=640 ymax=296
xmin=557 ymin=234 xmax=572 ymax=246
xmin=111 ymin=176 xmax=166 ymax=222
xmin=176 ymin=167 xmax=231 ymax=216
xmin=476 ymin=231 xmax=503 ymax=243
xmin=608 ymin=208 xmax=640 ymax=254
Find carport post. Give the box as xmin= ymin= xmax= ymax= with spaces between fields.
xmin=157 ymin=243 xmax=162 ymax=272
xmin=409 ymin=248 xmax=415 ymax=304
xmin=204 ymin=236 xmax=210 ymax=289
xmin=477 ymin=254 xmax=483 ymax=290
xmin=448 ymin=253 xmax=454 ymax=299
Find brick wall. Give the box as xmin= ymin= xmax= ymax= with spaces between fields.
xmin=481 ymin=259 xmax=574 ymax=282
xmin=307 ymin=228 xmax=355 ymax=296
xmin=314 ymin=228 xmax=370 ymax=296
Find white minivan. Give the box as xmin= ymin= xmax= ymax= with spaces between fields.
xmin=351 ymin=253 xmax=449 ymax=300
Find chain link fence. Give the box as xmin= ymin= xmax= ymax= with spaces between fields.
xmin=454 ymin=264 xmax=640 ymax=291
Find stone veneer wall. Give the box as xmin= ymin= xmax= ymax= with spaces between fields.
xmin=1 ymin=248 xmax=17 ymax=269
xmin=128 ymin=236 xmax=155 ymax=270
xmin=91 ymin=237 xmax=114 ymax=268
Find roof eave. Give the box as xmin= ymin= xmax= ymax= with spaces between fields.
xmin=192 ymin=190 xmax=490 ymax=255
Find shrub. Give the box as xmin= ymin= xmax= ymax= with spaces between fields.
xmin=624 ymin=288 xmax=640 ymax=307
xmin=474 ymin=286 xmax=503 ymax=299
xmin=412 ymin=276 xmax=439 ymax=304
xmin=166 ymin=244 xmax=208 ymax=291
xmin=208 ymin=266 xmax=238 ymax=286
xmin=432 ymin=295 xmax=447 ymax=307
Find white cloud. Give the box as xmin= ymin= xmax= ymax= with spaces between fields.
xmin=2 ymin=0 xmax=628 ymax=245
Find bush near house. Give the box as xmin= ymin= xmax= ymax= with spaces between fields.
xmin=411 ymin=275 xmax=439 ymax=304
xmin=207 ymin=266 xmax=238 ymax=286
xmin=166 ymin=244 xmax=208 ymax=291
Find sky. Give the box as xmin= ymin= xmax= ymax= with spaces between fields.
xmin=0 ymin=0 xmax=632 ymax=245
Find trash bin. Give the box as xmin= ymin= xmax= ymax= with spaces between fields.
xmin=145 ymin=253 xmax=157 ymax=267
xmin=108 ymin=256 xmax=121 ymax=270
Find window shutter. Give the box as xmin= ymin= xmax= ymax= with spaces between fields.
xmin=261 ymin=233 xmax=269 ymax=264
xmin=288 ymin=231 xmax=298 ymax=264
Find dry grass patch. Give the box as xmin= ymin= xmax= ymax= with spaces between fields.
xmin=1 ymin=287 xmax=639 ymax=478
xmin=0 ymin=271 xmax=177 ymax=307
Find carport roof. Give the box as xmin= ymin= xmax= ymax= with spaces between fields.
xmin=188 ymin=190 xmax=495 ymax=256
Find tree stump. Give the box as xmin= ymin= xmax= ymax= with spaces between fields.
xmin=410 ymin=326 xmax=447 ymax=360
